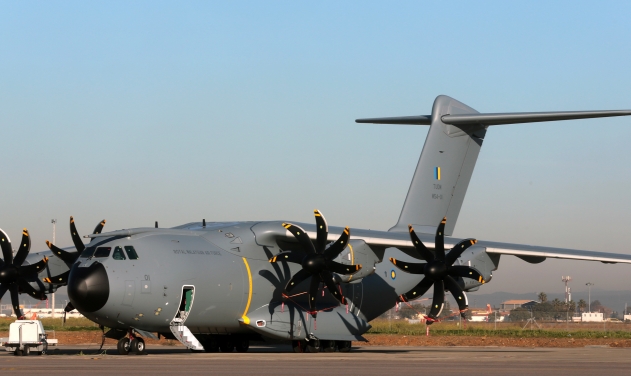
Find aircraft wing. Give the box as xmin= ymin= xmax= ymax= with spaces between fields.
xmin=476 ymin=240 xmax=631 ymax=264
xmin=270 ymin=223 xmax=631 ymax=264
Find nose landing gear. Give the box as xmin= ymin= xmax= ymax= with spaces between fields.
xmin=117 ymin=330 xmax=146 ymax=355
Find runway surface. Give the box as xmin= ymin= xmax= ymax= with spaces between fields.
xmin=1 ymin=344 xmax=630 ymax=375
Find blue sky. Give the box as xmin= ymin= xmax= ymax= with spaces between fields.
xmin=1 ymin=1 xmax=631 ymax=298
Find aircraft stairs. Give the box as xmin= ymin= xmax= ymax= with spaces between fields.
xmin=170 ymin=318 xmax=204 ymax=351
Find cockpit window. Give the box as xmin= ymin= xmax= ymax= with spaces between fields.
xmin=93 ymin=247 xmax=111 ymax=258
xmin=80 ymin=247 xmax=96 ymax=258
xmin=112 ymin=246 xmax=126 ymax=260
xmin=124 ymin=246 xmax=139 ymax=260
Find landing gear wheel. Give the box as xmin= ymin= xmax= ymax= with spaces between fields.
xmin=291 ymin=340 xmax=303 ymax=353
xmin=130 ymin=338 xmax=145 ymax=354
xmin=23 ymin=347 xmax=30 ymax=356
xmin=304 ymin=338 xmax=320 ymax=353
xmin=219 ymin=341 xmax=234 ymax=353
xmin=235 ymin=339 xmax=249 ymax=353
xmin=117 ymin=337 xmax=131 ymax=355
xmin=203 ymin=338 xmax=220 ymax=353
xmin=320 ymin=340 xmax=336 ymax=352
xmin=336 ymin=340 xmax=352 ymax=352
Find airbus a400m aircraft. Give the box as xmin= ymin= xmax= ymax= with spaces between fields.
xmin=2 ymin=95 xmax=631 ymax=355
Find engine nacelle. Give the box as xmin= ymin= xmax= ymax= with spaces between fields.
xmin=334 ymin=239 xmax=382 ymax=283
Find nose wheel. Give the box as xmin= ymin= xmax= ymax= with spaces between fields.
xmin=117 ymin=335 xmax=146 ymax=355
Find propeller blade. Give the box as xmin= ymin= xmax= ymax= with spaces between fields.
xmin=282 ymin=223 xmax=316 ymax=254
xmin=269 ymin=250 xmax=306 ymax=264
xmin=427 ymin=280 xmax=445 ymax=320
xmin=9 ymin=284 xmax=23 ymax=318
xmin=12 ymin=229 xmax=31 ymax=267
xmin=92 ymin=219 xmax=106 ymax=234
xmin=408 ymin=225 xmax=434 ymax=261
xmin=434 ymin=217 xmax=446 ymax=261
xmin=389 ymin=258 xmax=426 ymax=274
xmin=18 ymin=279 xmax=46 ymax=300
xmin=445 ymin=238 xmax=477 ymax=266
xmin=0 ymin=228 xmax=13 ymax=265
xmin=321 ymin=270 xmax=345 ymax=304
xmin=400 ymin=276 xmax=433 ymax=302
xmin=19 ymin=257 xmax=49 ymax=275
xmin=0 ymin=283 xmax=8 ymax=301
xmin=314 ymin=210 xmax=328 ymax=253
xmin=326 ymin=260 xmax=362 ymax=275
xmin=43 ymin=270 xmax=70 ymax=285
xmin=444 ymin=275 xmax=468 ymax=314
xmin=323 ymin=227 xmax=350 ymax=260
xmin=69 ymin=216 xmax=86 ymax=253
xmin=308 ymin=275 xmax=320 ymax=315
xmin=46 ymin=241 xmax=79 ymax=266
xmin=448 ymin=265 xmax=485 ymax=284
xmin=284 ymin=268 xmax=312 ymax=292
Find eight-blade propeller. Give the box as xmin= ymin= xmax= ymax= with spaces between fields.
xmin=269 ymin=210 xmax=362 ymax=318
xmin=43 ymin=216 xmax=106 ymax=285
xmin=390 ymin=217 xmax=483 ymax=323
xmin=0 ymin=228 xmax=49 ymax=318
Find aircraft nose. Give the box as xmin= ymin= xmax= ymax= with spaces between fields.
xmin=67 ymin=262 xmax=110 ymax=312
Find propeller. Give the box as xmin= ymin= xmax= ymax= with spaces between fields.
xmin=0 ymin=228 xmax=49 ymax=318
xmin=269 ymin=210 xmax=362 ymax=318
xmin=389 ymin=217 xmax=483 ymax=323
xmin=43 ymin=216 xmax=105 ymax=285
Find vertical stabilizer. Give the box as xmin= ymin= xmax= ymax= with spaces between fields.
xmin=388 ymin=95 xmax=486 ymax=235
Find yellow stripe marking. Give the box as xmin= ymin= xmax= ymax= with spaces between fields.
xmin=241 ymin=257 xmax=253 ymax=324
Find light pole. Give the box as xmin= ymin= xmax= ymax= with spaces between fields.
xmin=51 ymin=219 xmax=57 ymax=319
xmin=586 ymin=282 xmax=594 ymax=313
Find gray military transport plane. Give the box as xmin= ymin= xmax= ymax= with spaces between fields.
xmin=2 ymin=95 xmax=631 ymax=355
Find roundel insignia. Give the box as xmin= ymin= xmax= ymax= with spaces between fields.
xmin=390 ymin=270 xmax=396 ymax=280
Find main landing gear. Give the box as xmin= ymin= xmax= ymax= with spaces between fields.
xmin=117 ymin=330 xmax=146 ymax=355
xmin=291 ymin=339 xmax=352 ymax=353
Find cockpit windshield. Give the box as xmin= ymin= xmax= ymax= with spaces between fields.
xmin=93 ymin=247 xmax=111 ymax=258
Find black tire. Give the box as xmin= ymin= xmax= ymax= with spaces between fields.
xmin=235 ymin=339 xmax=249 ymax=353
xmin=219 ymin=341 xmax=234 ymax=353
xmin=291 ymin=340 xmax=303 ymax=353
xmin=336 ymin=340 xmax=352 ymax=352
xmin=201 ymin=338 xmax=220 ymax=353
xmin=320 ymin=340 xmax=336 ymax=352
xmin=41 ymin=340 xmax=48 ymax=355
xmin=117 ymin=337 xmax=131 ymax=355
xmin=14 ymin=349 xmax=22 ymax=356
xmin=23 ymin=347 xmax=30 ymax=356
xmin=130 ymin=338 xmax=145 ymax=354
xmin=304 ymin=339 xmax=320 ymax=353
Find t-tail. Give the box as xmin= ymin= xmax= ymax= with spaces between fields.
xmin=357 ymin=95 xmax=631 ymax=236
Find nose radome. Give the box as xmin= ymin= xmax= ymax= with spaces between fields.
xmin=67 ymin=262 xmax=110 ymax=312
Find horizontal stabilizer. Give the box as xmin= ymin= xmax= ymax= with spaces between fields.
xmin=356 ymin=110 xmax=631 ymax=126
xmin=355 ymin=115 xmax=431 ymax=125
xmin=442 ymin=110 xmax=631 ymax=126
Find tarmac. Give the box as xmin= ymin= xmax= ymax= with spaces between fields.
xmin=1 ymin=344 xmax=630 ymax=375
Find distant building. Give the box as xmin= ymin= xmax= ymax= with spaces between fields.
xmin=582 ymin=312 xmax=604 ymax=322
xmin=500 ymin=300 xmax=538 ymax=311
xmin=624 ymin=314 xmax=631 ymax=322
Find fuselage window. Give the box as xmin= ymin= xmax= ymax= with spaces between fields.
xmin=112 ymin=246 xmax=126 ymax=260
xmin=124 ymin=246 xmax=139 ymax=260
xmin=80 ymin=247 xmax=96 ymax=258
xmin=93 ymin=247 xmax=111 ymax=258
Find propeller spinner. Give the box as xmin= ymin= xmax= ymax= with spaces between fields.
xmin=269 ymin=210 xmax=362 ymax=318
xmin=390 ymin=217 xmax=483 ymax=323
